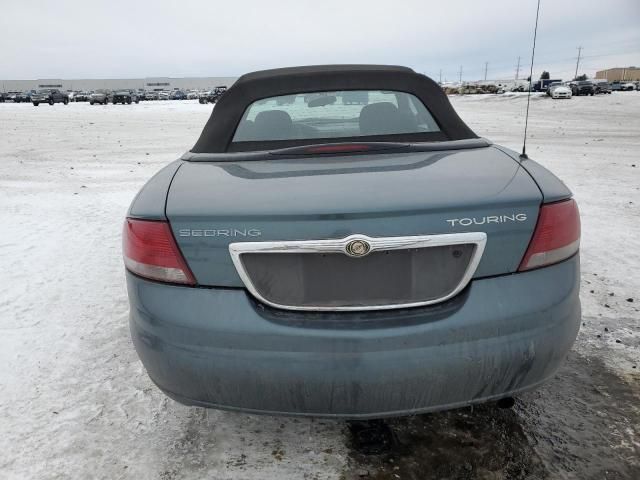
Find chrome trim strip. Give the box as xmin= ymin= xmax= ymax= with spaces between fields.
xmin=229 ymin=232 xmax=487 ymax=312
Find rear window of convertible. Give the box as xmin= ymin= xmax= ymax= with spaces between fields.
xmin=232 ymin=90 xmax=441 ymax=143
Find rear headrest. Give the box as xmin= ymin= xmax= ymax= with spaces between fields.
xmin=253 ymin=110 xmax=294 ymax=140
xmin=359 ymin=102 xmax=403 ymax=136
xmin=233 ymin=119 xmax=256 ymax=141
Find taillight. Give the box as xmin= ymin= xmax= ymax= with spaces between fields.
xmin=123 ymin=218 xmax=195 ymax=285
xmin=519 ymin=199 xmax=580 ymax=271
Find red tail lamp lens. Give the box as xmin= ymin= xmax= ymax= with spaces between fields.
xmin=519 ymin=199 xmax=580 ymax=271
xmin=123 ymin=218 xmax=195 ymax=285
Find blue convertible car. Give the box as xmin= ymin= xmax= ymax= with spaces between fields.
xmin=124 ymin=65 xmax=581 ymax=418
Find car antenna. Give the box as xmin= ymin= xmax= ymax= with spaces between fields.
xmin=521 ymin=0 xmax=542 ymax=160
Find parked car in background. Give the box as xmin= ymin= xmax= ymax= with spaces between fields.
xmin=213 ymin=86 xmax=227 ymax=101
xmin=89 ymin=89 xmax=111 ymax=105
xmin=68 ymin=91 xmax=84 ymax=101
xmin=144 ymin=91 xmax=159 ymax=101
xmin=610 ymin=81 xmax=635 ymax=91
xmin=198 ymin=90 xmax=212 ymax=104
xmin=593 ymin=81 xmax=611 ymax=94
xmin=546 ymin=82 xmax=562 ymax=96
xmin=550 ymin=84 xmax=572 ymax=99
xmin=532 ymin=79 xmax=562 ymax=92
xmin=170 ymin=90 xmax=188 ymax=100
xmin=570 ymin=81 xmax=594 ymax=96
xmin=4 ymin=91 xmax=21 ymax=102
xmin=187 ymin=91 xmax=200 ymax=100
xmin=111 ymin=90 xmax=139 ymax=104
xmin=124 ymin=65 xmax=582 ymax=419
xmin=14 ymin=91 xmax=34 ymax=103
xmin=74 ymin=91 xmax=90 ymax=102
xmin=158 ymin=91 xmax=171 ymax=100
xmin=198 ymin=86 xmax=227 ymax=104
xmin=31 ymin=89 xmax=69 ymax=106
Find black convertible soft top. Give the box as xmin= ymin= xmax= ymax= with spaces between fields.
xmin=191 ymin=65 xmax=478 ymax=153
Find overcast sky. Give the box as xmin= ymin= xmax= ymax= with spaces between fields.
xmin=2 ymin=0 xmax=639 ymax=81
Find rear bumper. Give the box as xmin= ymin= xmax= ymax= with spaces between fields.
xmin=127 ymin=256 xmax=581 ymax=418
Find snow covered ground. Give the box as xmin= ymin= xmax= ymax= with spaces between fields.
xmin=1 ymin=94 xmax=638 ymax=479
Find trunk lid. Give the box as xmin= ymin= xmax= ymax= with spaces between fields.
xmin=167 ymin=146 xmax=542 ymax=287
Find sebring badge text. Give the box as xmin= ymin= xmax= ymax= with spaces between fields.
xmin=178 ymin=228 xmax=262 ymax=237
xmin=446 ymin=213 xmax=527 ymax=227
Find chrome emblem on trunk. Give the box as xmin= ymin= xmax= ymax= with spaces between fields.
xmin=345 ymin=239 xmax=371 ymax=257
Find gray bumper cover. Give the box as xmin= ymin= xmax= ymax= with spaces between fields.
xmin=127 ymin=256 xmax=580 ymax=418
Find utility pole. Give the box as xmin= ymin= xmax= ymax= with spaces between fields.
xmin=484 ymin=62 xmax=488 ymax=81
xmin=439 ymin=69 xmax=442 ymax=84
xmin=574 ymin=46 xmax=583 ymax=80
xmin=515 ymin=56 xmax=521 ymax=80
xmin=458 ymin=65 xmax=463 ymax=84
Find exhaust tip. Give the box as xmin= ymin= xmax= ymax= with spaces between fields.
xmin=497 ymin=397 xmax=516 ymax=409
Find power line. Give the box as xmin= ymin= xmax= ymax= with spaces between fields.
xmin=429 ymin=44 xmax=633 ymax=82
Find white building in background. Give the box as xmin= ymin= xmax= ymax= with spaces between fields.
xmin=1 ymin=76 xmax=238 ymax=92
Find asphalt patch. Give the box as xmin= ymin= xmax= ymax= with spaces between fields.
xmin=343 ymin=353 xmax=639 ymax=480
xmin=344 ymin=403 xmax=545 ymax=479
